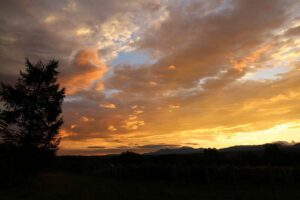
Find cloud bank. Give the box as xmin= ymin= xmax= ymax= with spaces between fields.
xmin=1 ymin=0 xmax=300 ymax=155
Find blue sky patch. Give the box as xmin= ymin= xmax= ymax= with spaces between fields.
xmin=110 ymin=51 xmax=153 ymax=67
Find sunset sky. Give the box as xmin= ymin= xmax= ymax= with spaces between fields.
xmin=1 ymin=0 xmax=300 ymax=155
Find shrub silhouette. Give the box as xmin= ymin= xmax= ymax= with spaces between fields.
xmin=203 ymin=148 xmax=220 ymax=164
xmin=263 ymin=144 xmax=285 ymax=165
xmin=118 ymin=151 xmax=143 ymax=164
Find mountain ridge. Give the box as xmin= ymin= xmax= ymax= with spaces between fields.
xmin=144 ymin=141 xmax=299 ymax=155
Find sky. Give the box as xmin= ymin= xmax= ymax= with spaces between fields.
xmin=1 ymin=0 xmax=300 ymax=155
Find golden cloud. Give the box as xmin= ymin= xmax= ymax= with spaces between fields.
xmin=99 ymin=103 xmax=117 ymax=109
xmin=107 ymin=125 xmax=117 ymax=131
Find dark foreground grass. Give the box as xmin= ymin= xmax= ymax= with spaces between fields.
xmin=1 ymin=171 xmax=300 ymax=200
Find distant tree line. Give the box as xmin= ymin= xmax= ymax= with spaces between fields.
xmin=45 ymin=143 xmax=300 ymax=185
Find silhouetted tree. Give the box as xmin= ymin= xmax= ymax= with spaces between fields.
xmin=118 ymin=151 xmax=143 ymax=165
xmin=0 ymin=59 xmax=65 ymax=159
xmin=263 ymin=144 xmax=285 ymax=165
xmin=203 ymin=148 xmax=220 ymax=164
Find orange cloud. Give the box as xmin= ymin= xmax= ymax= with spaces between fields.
xmin=99 ymin=103 xmax=117 ymax=109
xmin=121 ymin=110 xmax=145 ymax=130
xmin=122 ymin=119 xmax=145 ymax=130
xmin=60 ymin=129 xmax=76 ymax=138
xmin=168 ymin=65 xmax=176 ymax=70
xmin=229 ymin=44 xmax=272 ymax=72
xmin=80 ymin=116 xmax=94 ymax=122
xmin=62 ymin=49 xmax=107 ymax=95
xmin=107 ymin=125 xmax=117 ymax=131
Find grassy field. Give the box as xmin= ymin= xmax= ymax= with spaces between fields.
xmin=1 ymin=171 xmax=300 ymax=200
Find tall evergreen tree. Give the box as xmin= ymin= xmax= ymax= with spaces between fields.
xmin=0 ymin=59 xmax=65 ymax=156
